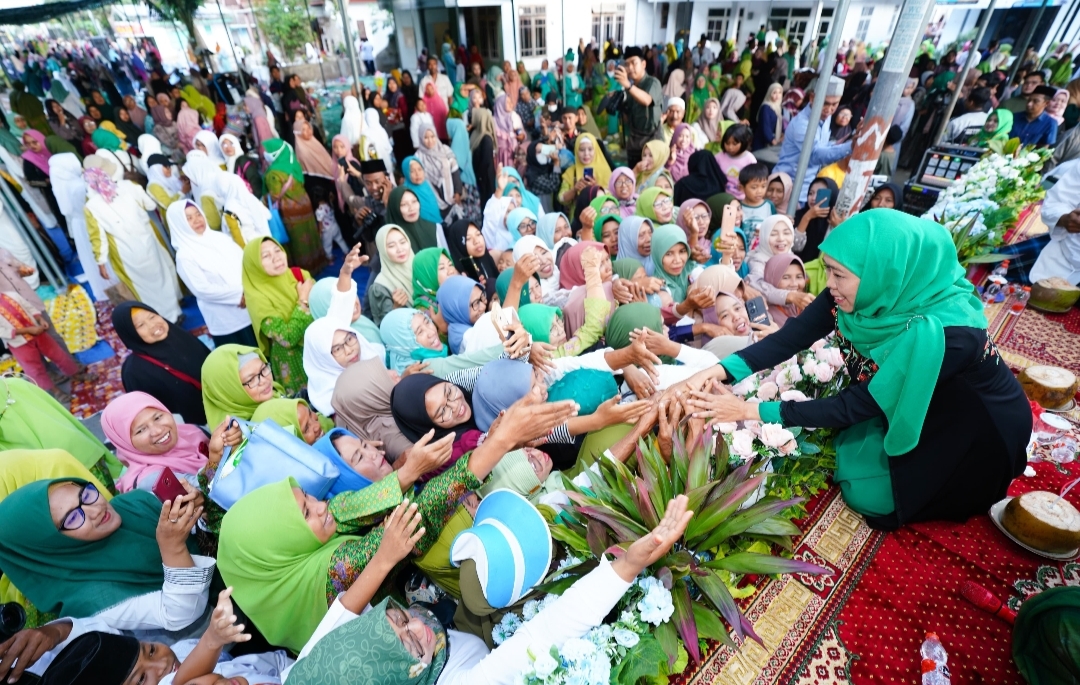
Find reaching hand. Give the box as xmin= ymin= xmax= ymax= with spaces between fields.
xmin=500 ymin=320 xmax=532 ymax=358
xmin=612 ymin=495 xmax=693 ymax=581
xmin=377 ymin=500 xmax=426 ymax=563
xmin=785 ymin=291 xmax=815 ymax=312
xmin=400 ymin=430 xmax=456 ymax=483
xmin=686 ymin=383 xmax=752 ymax=423
xmin=402 ymin=361 xmax=433 ymax=377
xmin=340 ymin=244 xmax=368 ymax=277
xmin=656 ymin=393 xmax=684 ymax=462
xmin=391 ymin=288 xmax=411 ymax=308
xmin=0 ymin=624 xmax=67 ymax=683
xmin=622 ymin=365 xmax=656 ymax=400
xmin=611 ymin=277 xmax=635 ymax=304
xmin=592 ymin=396 xmax=652 ymax=428
xmin=513 ymin=253 xmax=540 ymax=281
xmin=528 ymin=341 xmax=556 ymax=374
xmin=630 ymin=327 xmax=679 ymax=360
xmin=579 ymin=246 xmax=604 ymax=273
xmin=579 ymin=205 xmax=597 ymax=227
xmin=488 ymin=382 xmax=577 ymax=449
xmin=751 ymin=320 xmax=781 ymax=338
xmin=204 ymin=587 xmax=251 ymax=650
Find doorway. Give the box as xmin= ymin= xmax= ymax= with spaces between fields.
xmin=463 ymin=6 xmax=503 ymax=66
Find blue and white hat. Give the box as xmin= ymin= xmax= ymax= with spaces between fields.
xmin=450 ymin=489 xmax=553 ymax=609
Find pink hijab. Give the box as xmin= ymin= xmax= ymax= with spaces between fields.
xmin=422 ymin=83 xmax=449 ymax=139
xmin=101 ymin=391 xmax=209 ymax=493
xmin=762 ymin=252 xmax=805 ymax=324
xmin=674 ymin=198 xmax=712 ymax=254
xmin=608 ymin=167 xmax=638 ymax=218
xmin=177 ymin=106 xmax=201 ymax=154
xmin=667 ymin=123 xmax=695 ymax=181
xmin=20 ymin=130 xmax=51 ymax=175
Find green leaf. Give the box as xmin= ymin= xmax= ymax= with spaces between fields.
xmin=549 ymin=524 xmax=591 ymax=556
xmin=654 ymin=618 xmax=680 ymax=668
xmin=574 ymin=504 xmax=650 ymax=540
xmin=698 ymin=497 xmax=803 ymax=550
xmin=744 ymin=517 xmax=802 ymax=536
xmin=703 ymin=551 xmax=833 ymax=576
xmin=586 ymin=519 xmax=612 ymax=558
xmin=686 ymin=430 xmax=711 ymax=491
xmin=964 ymin=252 xmax=1010 ymax=263
xmin=612 ymin=633 xmax=668 ymax=685
xmin=671 ymin=580 xmax=701 ymax=663
xmin=691 ymin=600 xmax=736 ymax=649
xmin=691 ymin=569 xmax=746 ymax=641
xmin=685 ymin=474 xmax=768 ymax=543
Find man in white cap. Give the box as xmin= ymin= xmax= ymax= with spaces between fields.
xmin=661 ymin=96 xmax=686 ymax=144
xmin=774 ymin=74 xmax=852 ymax=204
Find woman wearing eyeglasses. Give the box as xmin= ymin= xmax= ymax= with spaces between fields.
xmin=0 ymin=475 xmax=214 ymax=635
xmin=200 ymin=344 xmax=284 ymax=428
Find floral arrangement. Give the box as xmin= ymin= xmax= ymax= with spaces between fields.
xmin=922 ymin=142 xmax=1052 ymax=264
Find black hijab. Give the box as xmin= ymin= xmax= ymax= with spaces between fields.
xmin=112 ymin=301 xmax=210 ymax=426
xmin=570 ymin=185 xmax=603 ymax=234
xmin=862 ymin=182 xmax=904 ymax=213
xmin=673 ymin=151 xmax=728 ymax=206
xmin=793 ymin=176 xmax=838 ymax=262
xmin=445 ymin=219 xmax=498 ymax=299
xmin=401 ymin=70 xmax=420 ymax=111
xmin=390 ymin=374 xmax=476 ymax=443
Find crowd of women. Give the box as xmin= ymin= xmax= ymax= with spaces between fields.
xmin=0 ymin=32 xmax=1047 ymax=685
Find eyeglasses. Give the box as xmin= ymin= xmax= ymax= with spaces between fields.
xmin=57 ymin=483 xmax=101 ymax=532
xmin=469 ymin=293 xmax=488 ymax=312
xmin=331 ymin=332 xmax=359 ymax=357
xmin=692 ymin=211 xmax=711 ymax=224
xmin=614 ymin=176 xmax=634 ymax=187
xmin=518 ymin=219 xmax=536 ymax=234
xmin=432 ymin=383 xmax=457 ymax=424
xmin=241 ymin=364 xmax=271 ymax=388
xmin=653 ymin=196 xmax=673 ymax=209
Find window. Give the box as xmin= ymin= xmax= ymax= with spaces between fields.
xmin=591 ymin=8 xmax=625 ymax=49
xmin=705 ymin=8 xmax=731 ymax=42
xmin=855 ymin=6 xmax=874 ymax=42
xmin=660 ymin=2 xmax=669 ymax=29
xmin=769 ymin=7 xmax=814 ymax=46
xmin=519 ymin=6 xmax=546 ymax=57
xmin=818 ymin=7 xmax=834 ymax=42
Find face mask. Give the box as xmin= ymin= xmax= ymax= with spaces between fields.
xmin=547 ymin=104 xmax=557 ymax=112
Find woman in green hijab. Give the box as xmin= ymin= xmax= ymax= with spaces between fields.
xmin=685 ymin=209 xmax=1030 ymax=530
xmin=219 ymin=392 xmax=579 ymax=653
xmin=636 ymin=186 xmax=676 ymax=225
xmin=240 ymin=237 xmax=314 ymax=394
xmin=201 ymin=344 xmax=284 ymax=427
xmin=250 ymin=397 xmax=333 ymax=444
xmin=412 ymin=247 xmax=457 ymax=308
xmin=262 ymin=139 xmax=327 ymax=274
xmin=969 ymin=108 xmax=1013 ymax=147
xmin=651 ymin=224 xmax=691 ymax=303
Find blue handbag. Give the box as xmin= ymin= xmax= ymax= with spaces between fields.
xmin=208 ymin=418 xmax=340 ymax=510
xmin=266 ymin=195 xmax=290 ymax=245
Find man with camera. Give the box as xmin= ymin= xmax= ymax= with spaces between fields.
xmin=613 ymin=46 xmax=664 ymax=168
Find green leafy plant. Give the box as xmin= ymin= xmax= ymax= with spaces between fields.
xmin=545 ymin=427 xmax=833 ymax=668
xmin=148 ymin=0 xmax=204 ymax=51
xmin=252 ymin=0 xmax=314 ymax=61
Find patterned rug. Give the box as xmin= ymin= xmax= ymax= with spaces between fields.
xmin=670 ymin=487 xmax=885 ymax=685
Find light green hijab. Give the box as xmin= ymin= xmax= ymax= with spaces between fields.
xmin=373 ymin=225 xmax=415 ymax=295
xmin=518 ymin=304 xmax=561 ymax=344
xmin=241 ymin=237 xmax=311 ymax=356
xmin=219 ymin=477 xmax=358 ymax=654
xmin=263 ymin=138 xmax=305 ymax=186
xmin=636 ymin=186 xmax=672 ymax=223
xmin=651 ymin=224 xmax=690 ymax=302
xmin=412 ymin=247 xmax=452 ymax=307
xmin=250 ymin=397 xmax=333 ymax=438
xmin=308 ymin=278 xmax=384 ymax=346
xmin=818 ymin=209 xmax=987 ymax=456
xmin=380 ymin=308 xmax=448 ymax=373
xmin=200 ymin=344 xmax=283 ymax=427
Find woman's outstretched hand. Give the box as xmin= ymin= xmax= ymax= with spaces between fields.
xmin=612 ymin=495 xmax=693 ymax=582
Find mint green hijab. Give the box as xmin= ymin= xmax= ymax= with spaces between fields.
xmin=819 ymin=209 xmax=987 ymax=456
xmin=651 ymin=223 xmax=690 ymax=302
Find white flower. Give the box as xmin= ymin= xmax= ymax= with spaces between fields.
xmin=532 ymin=648 xmax=560 ymax=679
xmin=522 ymin=599 xmax=541 ymax=621
xmin=759 ymin=423 xmax=795 ymax=449
xmin=780 ymin=389 xmax=809 ymax=402
xmin=777 ymin=364 xmax=803 ymax=386
xmin=779 ymin=439 xmax=798 ymax=455
xmin=813 ymin=362 xmax=835 ymax=383
xmin=637 ymin=581 xmax=675 ymax=625
xmin=756 ymin=381 xmax=778 ymax=401
xmin=712 ymin=421 xmax=738 ymax=434
xmin=818 ymin=347 xmax=844 ymax=369
xmin=561 ymin=637 xmax=599 ymax=662
xmin=613 ymin=627 xmax=640 ymax=648
xmin=587 ymin=655 xmax=611 ymax=685
xmin=586 ymin=624 xmax=612 ymax=649
xmin=730 ymin=429 xmax=757 ymax=460
xmin=730 ymin=377 xmax=758 ymax=397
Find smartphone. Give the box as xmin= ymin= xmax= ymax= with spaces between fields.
xmin=720 ymin=201 xmax=739 ymax=242
xmin=814 ymin=187 xmax=831 ymax=208
xmin=583 ymin=167 xmax=594 ymax=179
xmin=744 ymin=296 xmax=771 ymax=326
xmin=491 ymin=302 xmax=518 ymax=340
xmin=338 ymin=156 xmax=348 ymax=168
xmin=152 ymin=466 xmax=189 ymax=503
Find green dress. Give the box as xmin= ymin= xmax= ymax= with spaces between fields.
xmin=264 ymin=168 xmax=327 ymax=275
xmin=259 ymin=302 xmax=314 ymax=395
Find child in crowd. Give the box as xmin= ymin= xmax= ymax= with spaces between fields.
xmin=314 ymin=200 xmax=350 ymax=260
xmin=738 ymin=162 xmax=775 ymax=242
xmin=0 ymin=290 xmax=86 ymax=404
xmin=714 ymin=124 xmax=756 ymax=200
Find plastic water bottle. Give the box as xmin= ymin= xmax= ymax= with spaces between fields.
xmin=920 ymin=633 xmax=951 ymax=684
xmin=1008 ymin=286 xmax=1031 ymax=316
xmin=981 ymin=280 xmax=1001 ymax=306
xmin=989 ymin=260 xmax=1010 ymax=283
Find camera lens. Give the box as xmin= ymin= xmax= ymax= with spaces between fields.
xmin=0 ymin=603 xmax=26 ymax=638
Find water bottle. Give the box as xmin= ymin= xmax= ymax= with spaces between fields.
xmin=1008 ymin=286 xmax=1031 ymax=316
xmin=981 ymin=280 xmax=1001 ymax=306
xmin=988 ymin=260 xmax=1010 ymax=283
xmin=920 ymin=632 xmax=951 ymax=684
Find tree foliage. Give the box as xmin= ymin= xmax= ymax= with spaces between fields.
xmin=148 ymin=0 xmax=203 ymax=50
xmin=252 ymin=0 xmax=313 ymax=61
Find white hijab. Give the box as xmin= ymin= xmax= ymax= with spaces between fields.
xmin=341 ymin=96 xmax=364 ymax=147
xmin=361 ymin=108 xmax=393 ymax=172
xmin=194 ymin=129 xmax=227 ymax=167
xmin=146 ymin=158 xmax=184 ymax=196
xmin=216 ymin=173 xmax=272 ymax=242
xmin=165 ymin=199 xmax=245 ymax=297
xmin=512 ymin=235 xmax=561 ymax=295
xmin=136 ymin=134 xmax=163 ymax=173
xmin=219 ymin=133 xmax=243 ymax=173
xmin=182 ymin=153 xmax=224 ymax=209
xmin=303 ymin=316 xmax=382 ymax=415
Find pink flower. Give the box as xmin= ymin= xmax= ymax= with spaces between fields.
xmin=743 ymin=419 xmax=762 ymax=436
xmin=780 ymin=389 xmax=809 ymax=402
xmin=731 ymin=378 xmax=757 ymax=397
xmin=810 ymin=339 xmax=827 ymax=352
xmin=819 ymin=347 xmax=844 ymax=369
xmin=757 ymin=381 xmax=779 ymax=401
xmin=813 ymin=363 xmax=835 ymax=384
xmin=730 ymin=429 xmax=756 ymax=459
xmin=801 ymin=359 xmax=819 ymax=378
xmin=712 ymin=421 xmax=738 ymax=434
xmin=759 ymin=423 xmax=795 ymax=449
xmin=779 ymin=439 xmax=798 ymax=455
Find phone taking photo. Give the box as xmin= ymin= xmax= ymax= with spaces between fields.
xmin=583 ymin=167 xmax=594 ymax=179
xmin=814 ymin=187 xmax=831 ymax=209
xmin=720 ymin=201 xmax=739 ymax=242
xmin=152 ymin=466 xmax=188 ymax=504
xmin=744 ymin=296 xmax=771 ymax=326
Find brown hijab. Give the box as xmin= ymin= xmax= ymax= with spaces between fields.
xmin=292 ymin=122 xmax=337 ymax=178
xmin=330 ymin=358 xmax=413 ymax=461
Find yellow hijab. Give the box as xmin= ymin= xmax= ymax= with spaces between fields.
xmin=563 ymin=133 xmax=612 ymax=190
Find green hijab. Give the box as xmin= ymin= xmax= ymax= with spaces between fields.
xmin=373 ymin=225 xmax=416 ymax=296
xmin=592 ymin=213 xmax=622 ymax=242
xmin=495 ymin=269 xmax=530 ymax=305
xmin=1013 ymin=586 xmax=1080 ymax=685
xmin=200 ymin=344 xmax=283 ymax=427
xmin=612 ymin=257 xmax=644 ymax=281
xmin=44 ymin=135 xmax=79 ymax=157
xmin=818 ymin=209 xmax=987 ymax=456
xmin=241 ymin=237 xmax=310 ymax=355
xmin=386 ymin=186 xmax=439 ymax=251
xmin=589 ymin=193 xmax=618 ymax=215
xmin=308 ymin=278 xmax=384 ymax=346
xmin=219 ymin=477 xmax=358 ymax=653
xmin=450 ymin=84 xmax=470 ymax=114
xmin=250 ymin=397 xmax=332 ymax=437
xmin=651 ymin=224 xmax=690 ymax=302
xmin=605 ymin=302 xmax=663 ymax=349
xmin=972 ymin=108 xmax=1013 ymax=146
xmin=90 ymin=126 xmax=122 ymax=151
xmin=285 ymin=596 xmax=448 ymax=685
xmin=0 ymin=480 xmax=187 ymax=617
xmin=412 ymin=247 xmax=452 ymax=307
xmin=636 ymin=186 xmax=672 ymax=222
xmin=0 ymin=378 xmax=121 ymax=477
xmin=263 ymin=139 xmax=305 ymax=186
xmin=518 ymin=304 xmax=561 ymax=344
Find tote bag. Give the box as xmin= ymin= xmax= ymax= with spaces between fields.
xmin=208 ymin=418 xmax=339 ymax=509
xmin=266 ymin=195 xmax=290 ymax=245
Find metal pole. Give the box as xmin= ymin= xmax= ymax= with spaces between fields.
xmin=216 ymin=0 xmax=249 ymax=91
xmin=561 ymin=0 xmax=567 ymax=105
xmin=0 ymin=184 xmax=67 ymax=292
xmin=787 ymin=0 xmax=852 ymax=215
xmin=933 ymin=0 xmax=996 ymax=147
xmin=302 ymin=0 xmax=329 ymax=91
xmin=835 ymin=0 xmax=938 ymax=220
xmin=335 ymin=0 xmax=364 ymax=92
xmin=1006 ymin=0 xmax=1050 ymax=87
